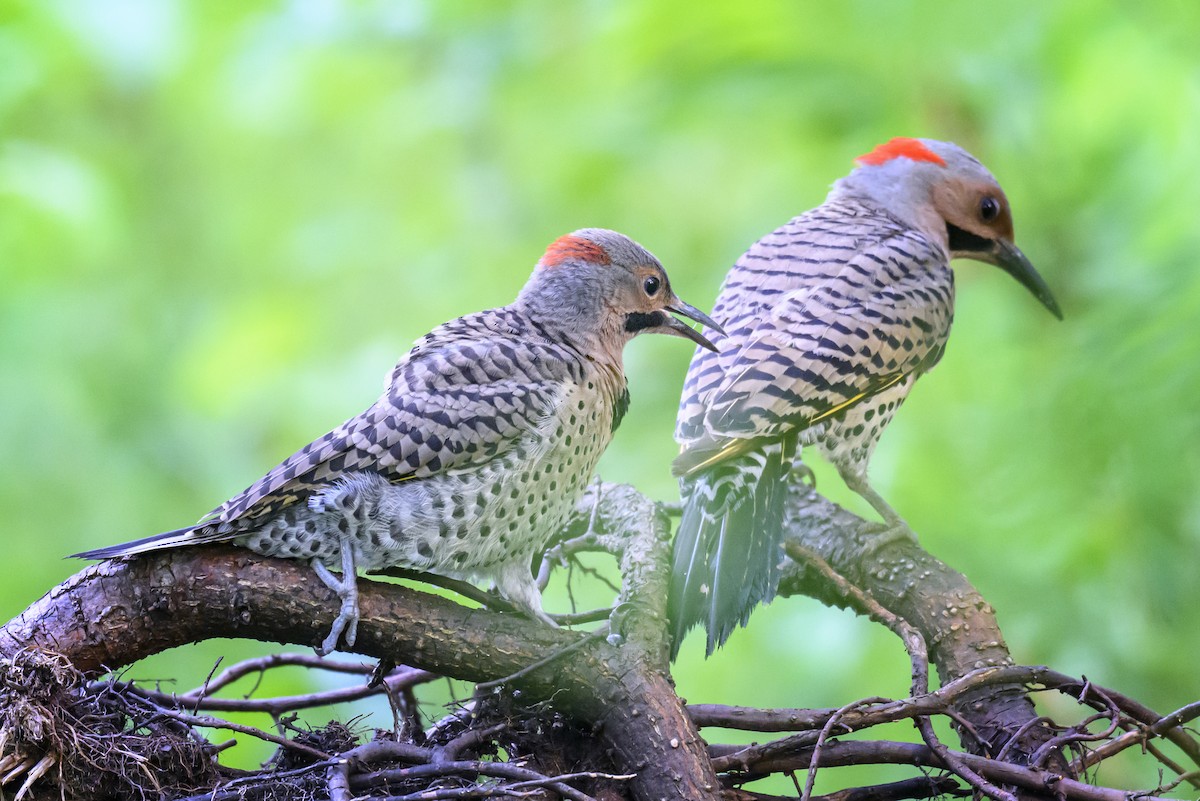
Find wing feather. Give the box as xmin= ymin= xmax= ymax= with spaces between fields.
xmin=204 ymin=310 xmax=575 ymax=532
xmin=675 ymin=209 xmax=952 ymax=473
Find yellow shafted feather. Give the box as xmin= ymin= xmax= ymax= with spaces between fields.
xmin=679 ymin=371 xmax=908 ymax=478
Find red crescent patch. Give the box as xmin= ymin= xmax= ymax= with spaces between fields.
xmin=539 ymin=235 xmax=611 ymax=268
xmin=855 ymin=137 xmax=947 ymax=168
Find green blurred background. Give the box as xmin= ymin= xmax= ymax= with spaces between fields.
xmin=3 ymin=0 xmax=1199 ymax=792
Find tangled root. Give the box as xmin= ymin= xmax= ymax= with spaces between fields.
xmin=0 ymin=649 xmax=220 ymax=800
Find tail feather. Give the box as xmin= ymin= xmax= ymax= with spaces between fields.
xmin=668 ymin=440 xmax=792 ymax=659
xmin=70 ymin=523 xmax=235 ymax=560
xmin=669 ymin=496 xmax=715 ymax=653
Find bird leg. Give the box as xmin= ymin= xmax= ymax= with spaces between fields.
xmin=789 ymin=459 xmax=817 ymax=487
xmin=584 ymin=475 xmax=604 ymax=538
xmin=310 ymin=533 xmax=361 ymax=656
xmin=783 ymin=431 xmax=816 ymax=487
xmin=305 ymin=477 xmax=383 ymax=654
xmin=494 ymin=559 xmax=558 ymax=628
xmin=839 ymin=469 xmax=918 ymax=547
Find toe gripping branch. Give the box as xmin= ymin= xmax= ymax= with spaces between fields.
xmin=310 ymin=542 xmax=359 ymax=657
xmin=307 ymin=484 xmax=364 ymax=656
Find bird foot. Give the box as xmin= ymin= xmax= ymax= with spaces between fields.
xmin=506 ymin=590 xmax=558 ymax=627
xmin=859 ymin=520 xmax=919 ymax=554
xmin=531 ymin=608 xmax=559 ymax=628
xmin=493 ymin=569 xmax=558 ymax=628
xmin=312 ymin=559 xmax=360 ymax=655
xmin=790 ymin=461 xmax=817 ymax=487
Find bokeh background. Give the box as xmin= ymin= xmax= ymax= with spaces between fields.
xmin=3 ymin=0 xmax=1199 ymax=793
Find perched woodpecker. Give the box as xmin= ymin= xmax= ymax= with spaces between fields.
xmin=669 ymin=138 xmax=1062 ymax=657
xmin=75 ymin=229 xmax=720 ymax=655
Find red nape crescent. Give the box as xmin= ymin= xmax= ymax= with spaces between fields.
xmin=855 ymin=137 xmax=947 ymax=168
xmin=539 ymin=235 xmax=612 ymax=268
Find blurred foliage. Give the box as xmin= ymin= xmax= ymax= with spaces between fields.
xmin=2 ymin=0 xmax=1199 ymax=791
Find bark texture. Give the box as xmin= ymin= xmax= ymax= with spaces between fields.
xmin=1 ymin=484 xmax=720 ymax=801
xmin=3 ymin=482 xmax=1152 ymax=800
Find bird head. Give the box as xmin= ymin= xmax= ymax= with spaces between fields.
xmin=836 ymin=137 xmax=1062 ymax=319
xmin=520 ymin=228 xmax=723 ymax=353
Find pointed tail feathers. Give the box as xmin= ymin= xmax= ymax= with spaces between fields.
xmin=71 ymin=523 xmax=233 ymax=560
xmin=668 ymin=442 xmax=792 ymax=659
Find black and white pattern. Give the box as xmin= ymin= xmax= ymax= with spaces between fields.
xmin=74 ymin=227 xmax=719 ymax=654
xmin=670 ymin=199 xmax=957 ymax=657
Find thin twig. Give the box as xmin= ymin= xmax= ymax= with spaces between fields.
xmin=1062 ymin=678 xmax=1200 ymax=770
xmin=1029 ymin=712 xmax=1118 ymax=769
xmin=120 ymin=687 xmax=332 ymax=762
xmin=994 ymin=716 xmax=1055 ymax=762
xmin=99 ymin=668 xmax=438 ymax=715
xmin=193 ymin=656 xmax=224 ymax=711
xmin=693 ymin=663 xmax=1200 ymax=792
xmin=785 ymin=543 xmax=1016 ymax=801
xmin=1074 ymin=700 xmax=1200 ymax=774
xmin=537 ymin=512 xmax=621 ymax=594
xmin=783 ymin=545 xmax=927 ymax=696
xmin=1142 ymin=741 xmax=1196 ymax=788
xmin=350 ymin=759 xmax=602 ymax=801
xmin=712 ymin=739 xmax=1168 ymax=801
xmin=550 ymin=607 xmax=612 ymax=626
xmin=1152 ymin=768 xmax=1200 ymax=795
xmin=1028 ymin=680 xmax=1123 ymax=768
xmin=438 ymin=722 xmax=510 ymax=763
xmin=180 ymin=652 xmax=376 ymax=697
xmin=474 ymin=629 xmax=605 ymax=692
xmin=814 ymin=775 xmax=965 ymax=801
xmin=802 ymin=698 xmax=887 ymax=801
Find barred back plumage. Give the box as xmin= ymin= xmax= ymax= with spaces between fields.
xmin=75 ymin=228 xmax=722 ymax=656
xmin=669 ymin=139 xmax=1062 ymax=658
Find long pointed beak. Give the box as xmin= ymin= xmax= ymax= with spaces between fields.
xmin=988 ymin=239 xmax=1063 ymax=320
xmin=666 ymin=299 xmax=724 ymax=352
xmin=668 ymin=299 xmax=725 ymax=336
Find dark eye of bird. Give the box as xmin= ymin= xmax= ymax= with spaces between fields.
xmin=980 ymin=196 xmax=1000 ymax=222
xmin=643 ymin=275 xmax=661 ymax=296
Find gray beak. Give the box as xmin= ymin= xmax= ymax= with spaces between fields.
xmin=624 ymin=298 xmax=724 ymax=352
xmin=665 ymin=299 xmax=724 ymax=352
xmin=987 ymin=239 xmax=1063 ymax=320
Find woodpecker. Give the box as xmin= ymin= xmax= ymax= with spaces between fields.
xmin=669 ymin=138 xmax=1062 ymax=657
xmin=75 ymin=229 xmax=720 ymax=655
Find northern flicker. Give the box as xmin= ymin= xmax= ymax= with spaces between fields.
xmin=669 ymin=138 xmax=1062 ymax=656
xmin=74 ymin=229 xmax=720 ymax=655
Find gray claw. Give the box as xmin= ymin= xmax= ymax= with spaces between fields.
xmin=860 ymin=520 xmax=919 ymax=553
xmin=317 ymin=622 xmax=342 ymax=657
xmin=792 ymin=462 xmax=817 ymax=487
xmin=312 ymin=557 xmax=361 ymax=655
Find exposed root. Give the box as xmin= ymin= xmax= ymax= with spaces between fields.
xmin=0 ymin=648 xmax=632 ymax=801
xmin=0 ymin=648 xmax=219 ymax=800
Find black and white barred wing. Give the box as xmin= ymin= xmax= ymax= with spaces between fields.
xmin=75 ymin=310 xmax=577 ymax=557
xmin=675 ymin=231 xmax=952 ymax=475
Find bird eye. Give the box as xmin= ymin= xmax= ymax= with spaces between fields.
xmin=643 ymin=275 xmax=661 ymax=296
xmin=980 ymin=196 xmax=1001 ymax=222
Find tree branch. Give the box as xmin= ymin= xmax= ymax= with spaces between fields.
xmin=777 ymin=484 xmax=1065 ymax=772
xmin=712 ymin=739 xmax=1168 ymax=801
xmin=0 ymin=483 xmax=720 ymax=801
xmin=3 ymin=481 xmax=1197 ymax=801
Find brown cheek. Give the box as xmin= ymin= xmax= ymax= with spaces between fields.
xmin=932 ymin=179 xmax=974 ymax=225
xmin=995 ymin=206 xmax=1015 ymax=240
